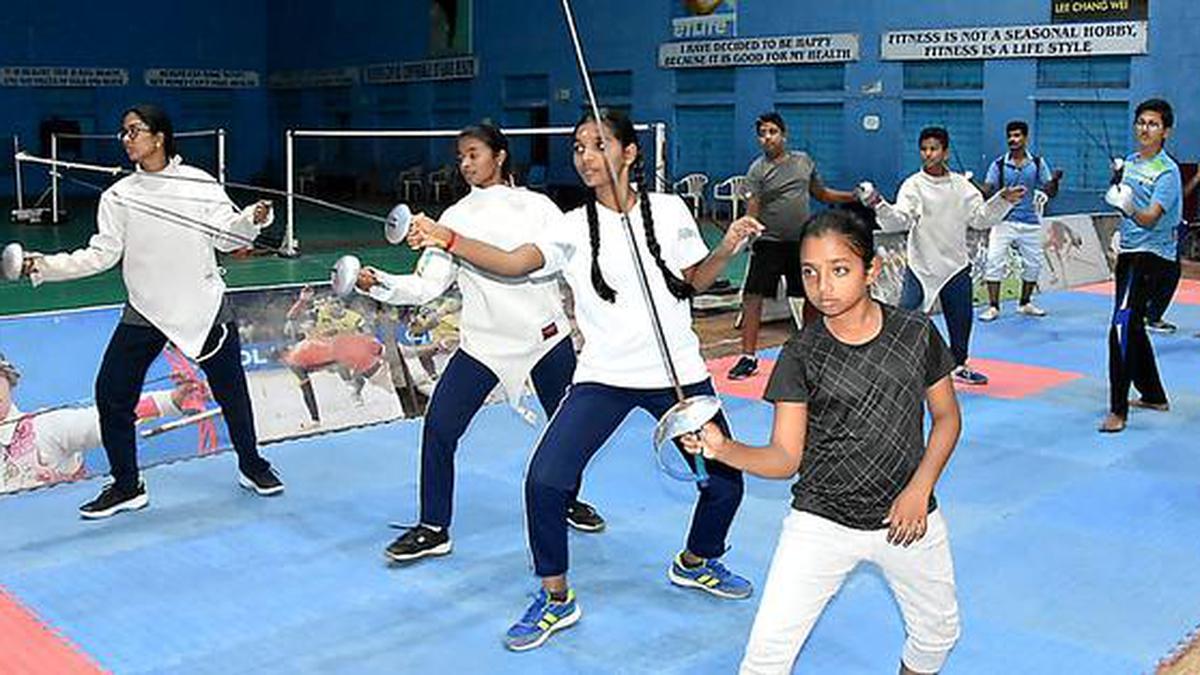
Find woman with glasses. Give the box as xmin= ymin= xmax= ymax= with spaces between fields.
xmin=12 ymin=103 xmax=284 ymax=518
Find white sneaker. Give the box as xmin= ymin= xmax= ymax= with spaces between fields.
xmin=979 ymin=306 xmax=1000 ymax=322
xmin=1017 ymin=303 xmax=1047 ymax=317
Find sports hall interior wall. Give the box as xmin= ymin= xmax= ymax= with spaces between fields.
xmin=1 ymin=1 xmax=1197 ymax=217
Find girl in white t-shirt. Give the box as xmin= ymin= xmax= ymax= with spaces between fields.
xmin=355 ymin=122 xmax=606 ymax=563
xmin=407 ymin=109 xmax=762 ymax=651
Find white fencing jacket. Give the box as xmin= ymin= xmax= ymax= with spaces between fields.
xmin=31 ymin=156 xmax=268 ymax=357
xmin=364 ymin=185 xmax=570 ymax=405
xmin=875 ymin=170 xmax=1013 ymax=312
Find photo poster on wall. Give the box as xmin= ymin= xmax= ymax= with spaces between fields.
xmin=0 ymin=283 xmax=481 ymax=496
xmin=672 ymin=0 xmax=738 ymax=40
xmin=870 ymin=214 xmax=1112 ymax=307
xmin=430 ymin=0 xmax=473 ymax=57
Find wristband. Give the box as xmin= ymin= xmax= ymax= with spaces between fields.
xmin=444 ymin=230 xmax=458 ymax=252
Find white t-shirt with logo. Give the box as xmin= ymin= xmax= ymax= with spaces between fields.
xmin=534 ymin=193 xmax=711 ymax=389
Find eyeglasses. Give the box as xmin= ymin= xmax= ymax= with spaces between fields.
xmin=117 ymin=124 xmax=153 ymax=142
xmin=1134 ymin=119 xmax=1163 ymax=130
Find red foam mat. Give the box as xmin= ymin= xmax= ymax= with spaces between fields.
xmin=0 ymin=586 xmax=105 ymax=674
xmin=1074 ymin=278 xmax=1200 ymax=305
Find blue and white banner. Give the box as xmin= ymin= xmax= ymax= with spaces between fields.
xmin=0 ymin=66 xmax=128 ymax=87
xmin=145 ymin=68 xmax=260 ymax=88
xmin=660 ymin=32 xmax=859 ymax=68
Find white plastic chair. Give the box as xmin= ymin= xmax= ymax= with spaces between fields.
xmin=713 ymin=175 xmax=749 ymax=221
xmin=296 ymin=164 xmax=317 ymax=194
xmin=673 ymin=173 xmax=709 ymax=219
xmin=396 ymin=166 xmax=424 ymax=203
xmin=428 ymin=166 xmax=454 ymax=203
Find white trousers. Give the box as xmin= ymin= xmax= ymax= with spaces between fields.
xmin=740 ymin=509 xmax=960 ymax=675
xmin=985 ymin=220 xmax=1043 ymax=283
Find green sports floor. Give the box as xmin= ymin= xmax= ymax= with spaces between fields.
xmin=1 ymin=197 xmax=753 ymax=316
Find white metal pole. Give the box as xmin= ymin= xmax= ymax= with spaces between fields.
xmin=13 ymin=135 xmax=24 ymax=211
xmin=285 ymin=129 xmax=295 ymax=255
xmin=51 ymin=133 xmax=59 ymax=223
xmin=217 ymin=128 xmax=227 ymax=184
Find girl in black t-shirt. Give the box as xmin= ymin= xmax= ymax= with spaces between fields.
xmin=684 ymin=210 xmax=964 ymax=674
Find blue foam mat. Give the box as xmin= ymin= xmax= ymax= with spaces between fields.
xmin=1 ymin=289 xmax=1199 ymax=673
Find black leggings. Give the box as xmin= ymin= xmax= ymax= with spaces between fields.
xmin=96 ymin=320 xmax=270 ymax=491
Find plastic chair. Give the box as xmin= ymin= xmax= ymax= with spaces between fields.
xmin=673 ymin=173 xmax=709 ymax=219
xmin=713 ymin=175 xmax=749 ymax=221
xmin=396 ymin=166 xmax=424 ymax=203
xmin=296 ymin=164 xmax=317 ymax=194
xmin=428 ymin=166 xmax=454 ymax=203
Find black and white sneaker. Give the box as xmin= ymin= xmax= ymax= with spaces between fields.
xmin=79 ymin=481 xmax=149 ymax=520
xmin=566 ymin=500 xmax=606 ymax=533
xmin=384 ymin=525 xmax=452 ymax=563
xmin=726 ymin=355 xmax=758 ymax=380
xmin=239 ymin=467 xmax=285 ymax=496
xmin=1147 ymin=319 xmax=1177 ymax=334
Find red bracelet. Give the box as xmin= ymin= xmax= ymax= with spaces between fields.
xmin=444 ymin=230 xmax=458 ymax=252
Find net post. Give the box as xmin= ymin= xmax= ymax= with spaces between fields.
xmin=285 ymin=128 xmax=296 ymax=255
xmin=51 ymin=133 xmax=59 ymax=224
xmin=654 ymin=122 xmax=668 ymax=193
xmin=217 ymin=128 xmax=227 ymax=184
xmin=13 ymin=135 xmax=23 ymax=211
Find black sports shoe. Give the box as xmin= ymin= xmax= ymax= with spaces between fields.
xmin=239 ymin=467 xmax=285 ymax=496
xmin=79 ymin=481 xmax=149 ymax=519
xmin=566 ymin=499 xmax=606 ymax=533
xmin=1147 ymin=319 xmax=1177 ymax=334
xmin=384 ymin=525 xmax=452 ymax=563
xmin=726 ymin=355 xmax=758 ymax=380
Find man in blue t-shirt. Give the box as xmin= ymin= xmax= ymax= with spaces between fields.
xmin=1099 ymin=98 xmax=1183 ymax=433
xmin=979 ymin=120 xmax=1062 ymax=321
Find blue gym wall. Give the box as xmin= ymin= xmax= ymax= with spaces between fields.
xmin=1 ymin=1 xmax=1196 ymax=214
xmin=0 ymin=1 xmax=271 ymax=198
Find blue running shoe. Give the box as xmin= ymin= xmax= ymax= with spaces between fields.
xmin=668 ymin=553 xmax=753 ymax=600
xmin=504 ymin=588 xmax=581 ymax=651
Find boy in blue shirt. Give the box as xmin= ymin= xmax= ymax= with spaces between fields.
xmin=1100 ymin=98 xmax=1182 ymax=433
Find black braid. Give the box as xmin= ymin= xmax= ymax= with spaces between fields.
xmin=586 ymin=197 xmax=617 ymax=302
xmin=634 ymin=156 xmax=693 ymax=300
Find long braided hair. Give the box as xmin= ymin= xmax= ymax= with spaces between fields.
xmin=577 ymin=109 xmax=693 ymax=303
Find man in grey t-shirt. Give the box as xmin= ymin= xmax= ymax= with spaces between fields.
xmin=728 ymin=112 xmax=856 ymax=380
